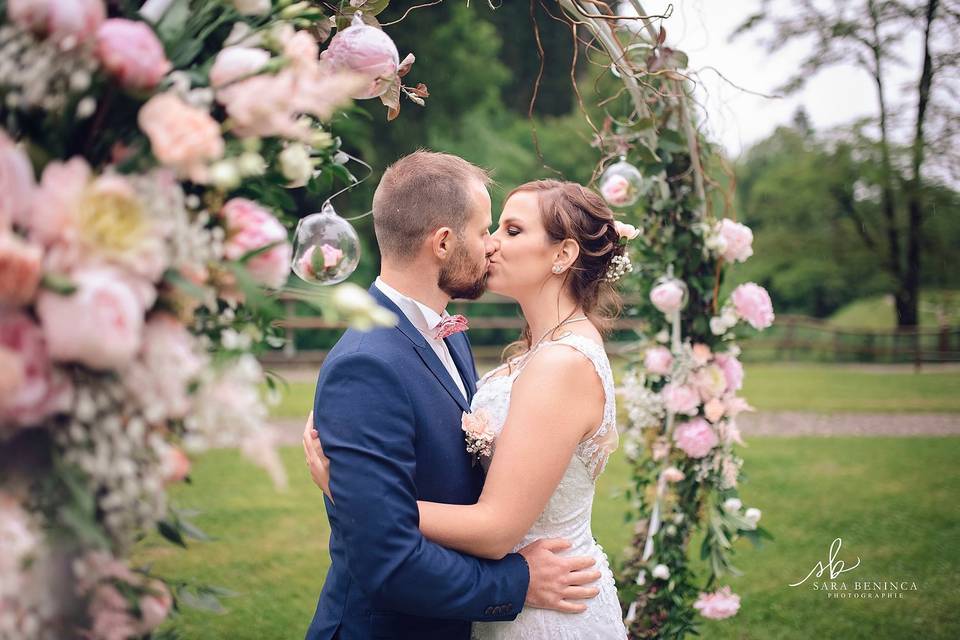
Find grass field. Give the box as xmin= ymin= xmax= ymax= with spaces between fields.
xmin=133 ymin=437 xmax=960 ymax=639
xmin=267 ymin=363 xmax=960 ymax=419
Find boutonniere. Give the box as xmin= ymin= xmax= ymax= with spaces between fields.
xmin=461 ymin=409 xmax=494 ymax=466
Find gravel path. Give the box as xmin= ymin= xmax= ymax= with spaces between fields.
xmin=270 ymin=411 xmax=960 ymax=446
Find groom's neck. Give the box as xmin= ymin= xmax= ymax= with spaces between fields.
xmin=379 ymin=265 xmax=450 ymax=315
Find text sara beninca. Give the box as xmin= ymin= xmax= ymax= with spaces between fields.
xmin=811 ymin=581 xmax=919 ymax=591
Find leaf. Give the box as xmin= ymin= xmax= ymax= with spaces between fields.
xmin=657 ymin=26 xmax=667 ymax=46
xmin=410 ymin=82 xmax=430 ymax=98
xmin=158 ymin=520 xmax=188 ymax=548
xmin=336 ymin=1 xmax=390 ymax=30
xmin=379 ymin=76 xmax=401 ymax=121
xmin=658 ymin=128 xmax=686 ymax=153
xmin=40 ymin=273 xmax=77 ymax=295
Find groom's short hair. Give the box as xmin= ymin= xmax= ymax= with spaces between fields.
xmin=373 ymin=149 xmax=491 ymax=262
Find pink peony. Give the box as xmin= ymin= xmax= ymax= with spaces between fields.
xmin=0 ymin=312 xmax=71 ymax=427
xmin=0 ymin=232 xmax=42 ymax=307
xmin=0 ymin=130 xmax=35 ymax=230
xmin=714 ymin=353 xmax=744 ymax=392
xmin=673 ymin=417 xmax=719 ymax=458
xmin=221 ymin=198 xmax=292 ymax=289
xmin=26 ymin=157 xmax=90 ymax=245
xmin=691 ymin=343 xmax=712 ymax=366
xmin=96 ymin=19 xmax=171 ymax=90
xmin=321 ymin=20 xmax=400 ymax=99
xmin=283 ymin=28 xmax=320 ymax=68
xmin=693 ymin=586 xmax=741 ymax=620
xmin=137 ymin=580 xmax=173 ymax=632
xmin=661 ymin=382 xmax=700 ymax=416
xmin=717 ymin=219 xmax=753 ymax=263
xmin=125 ymin=313 xmax=205 ymax=421
xmin=643 ymin=346 xmax=673 ymax=376
xmin=600 ymin=175 xmax=632 ymax=207
xmin=731 ymin=283 xmax=774 ymax=330
xmin=138 ymin=92 xmax=224 ymax=182
xmin=209 ymin=46 xmax=271 ymax=88
xmin=650 ymin=280 xmax=685 ymax=314
xmin=36 ymin=266 xmax=148 ymax=370
xmin=723 ymin=395 xmax=753 ymax=418
xmin=7 ymin=0 xmax=105 ymax=45
xmin=691 ymin=364 xmax=727 ymax=402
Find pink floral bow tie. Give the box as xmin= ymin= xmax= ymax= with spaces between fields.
xmin=434 ymin=314 xmax=469 ymax=340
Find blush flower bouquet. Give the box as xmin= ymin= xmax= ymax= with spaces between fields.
xmin=0 ymin=1 xmax=417 ymax=637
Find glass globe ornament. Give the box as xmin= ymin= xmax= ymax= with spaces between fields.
xmin=599 ymin=159 xmax=647 ymax=208
xmin=291 ymin=202 xmax=361 ymax=285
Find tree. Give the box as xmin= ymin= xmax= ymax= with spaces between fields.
xmin=733 ymin=0 xmax=960 ymax=326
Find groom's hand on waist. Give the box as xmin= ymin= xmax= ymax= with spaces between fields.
xmin=518 ymin=538 xmax=601 ymax=613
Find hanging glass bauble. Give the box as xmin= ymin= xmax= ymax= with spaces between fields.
xmin=320 ymin=14 xmax=400 ymax=100
xmin=599 ymin=159 xmax=646 ymax=208
xmin=291 ymin=202 xmax=360 ymax=285
xmin=649 ymin=274 xmax=689 ymax=315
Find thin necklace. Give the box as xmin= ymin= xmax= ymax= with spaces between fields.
xmin=515 ymin=314 xmax=589 ymax=368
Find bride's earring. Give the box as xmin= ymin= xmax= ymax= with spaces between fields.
xmin=552 ymin=265 xmax=563 ymax=274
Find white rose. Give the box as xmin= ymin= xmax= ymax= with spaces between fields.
xmin=278 ymin=143 xmax=313 ymax=187
xmin=710 ymin=316 xmax=728 ymax=336
xmin=745 ymin=507 xmax=762 ymax=525
xmin=652 ymin=564 xmax=671 ymax=580
xmin=723 ymin=497 xmax=742 ymax=512
xmin=332 ymin=283 xmax=377 ymax=315
xmin=634 ymin=570 xmax=646 ymax=586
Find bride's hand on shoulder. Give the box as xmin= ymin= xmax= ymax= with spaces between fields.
xmin=302 ymin=410 xmax=333 ymax=503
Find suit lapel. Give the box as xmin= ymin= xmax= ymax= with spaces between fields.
xmin=445 ymin=334 xmax=476 ymax=401
xmin=368 ymin=285 xmax=471 ymax=413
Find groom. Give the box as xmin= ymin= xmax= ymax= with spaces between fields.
xmin=305 ymin=150 xmax=600 ymax=640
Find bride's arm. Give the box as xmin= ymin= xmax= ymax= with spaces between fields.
xmin=417 ymin=346 xmax=604 ymax=559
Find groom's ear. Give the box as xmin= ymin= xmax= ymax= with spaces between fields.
xmin=555 ymin=238 xmax=580 ymax=270
xmin=432 ymin=226 xmax=455 ymax=259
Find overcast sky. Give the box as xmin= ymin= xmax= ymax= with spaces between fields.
xmin=622 ymin=1 xmax=926 ymax=158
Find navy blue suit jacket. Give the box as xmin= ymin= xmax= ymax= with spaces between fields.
xmin=305 ymin=285 xmax=529 ymax=640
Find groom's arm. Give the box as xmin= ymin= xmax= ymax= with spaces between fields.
xmin=314 ymin=350 xmax=529 ymax=621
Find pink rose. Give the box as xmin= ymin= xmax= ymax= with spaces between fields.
xmin=96 ymin=19 xmax=171 ymax=90
xmin=320 ymin=243 xmax=343 ymax=269
xmin=0 ymin=130 xmax=35 ymax=230
xmin=161 ymin=446 xmax=191 ymax=484
xmin=723 ymin=395 xmax=753 ymax=418
xmin=36 ymin=266 xmax=148 ymax=370
xmin=0 ymin=312 xmax=71 ymax=427
xmin=136 ymin=580 xmax=173 ymax=632
xmin=693 ymin=586 xmax=741 ymax=620
xmin=650 ymin=280 xmax=685 ymax=314
xmin=691 ymin=343 xmax=712 ymax=366
xmin=691 ymin=364 xmax=726 ymax=402
xmin=714 ymin=353 xmax=743 ymax=392
xmin=704 ymin=397 xmax=725 ymax=423
xmin=673 ymin=417 xmax=719 ymax=458
xmin=613 ymin=220 xmax=641 ymax=240
xmin=209 ymin=46 xmax=271 ymax=88
xmin=717 ymin=219 xmax=753 ymax=263
xmin=0 ymin=232 xmax=42 ymax=307
xmin=320 ymin=20 xmax=400 ymax=99
xmin=661 ymin=466 xmax=685 ymax=483
xmin=138 ymin=92 xmax=224 ymax=182
xmin=461 ymin=409 xmax=492 ymax=437
xmin=661 ymin=382 xmax=700 ymax=416
xmin=600 ymin=175 xmax=632 ymax=207
xmin=283 ymin=29 xmax=320 ymax=68
xmin=731 ymin=282 xmax=774 ymax=330
xmin=643 ymin=346 xmax=673 ymax=376
xmin=221 ymin=198 xmax=292 ymax=289
xmin=7 ymin=0 xmax=105 ymax=45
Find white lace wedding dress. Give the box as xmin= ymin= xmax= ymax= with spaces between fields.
xmin=470 ymin=332 xmax=627 ymax=640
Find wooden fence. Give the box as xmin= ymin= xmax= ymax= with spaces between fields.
xmin=263 ymin=293 xmax=960 ymax=366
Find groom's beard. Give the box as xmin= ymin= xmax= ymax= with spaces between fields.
xmin=438 ymin=245 xmax=487 ymax=300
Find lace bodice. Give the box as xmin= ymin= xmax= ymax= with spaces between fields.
xmin=470 ymin=332 xmax=626 ymax=640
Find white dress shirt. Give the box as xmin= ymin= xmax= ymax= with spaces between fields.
xmin=374 ymin=277 xmax=469 ymax=400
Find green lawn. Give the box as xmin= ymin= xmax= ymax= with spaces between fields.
xmin=134 ymin=437 xmax=960 ymax=639
xmin=267 ymin=363 xmax=960 ymax=419
xmin=827 ymin=290 xmax=960 ymax=330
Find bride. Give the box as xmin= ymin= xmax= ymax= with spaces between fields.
xmin=305 ymin=179 xmax=630 ymax=639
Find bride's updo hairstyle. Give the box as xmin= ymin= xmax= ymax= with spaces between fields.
xmin=505 ymin=179 xmax=625 ymax=356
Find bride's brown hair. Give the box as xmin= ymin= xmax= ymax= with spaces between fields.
xmin=502 ymin=179 xmax=624 ymax=364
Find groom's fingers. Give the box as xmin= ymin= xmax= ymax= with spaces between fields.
xmin=553 ymin=600 xmax=589 ymax=614
xmin=562 ymin=555 xmax=597 ymax=573
xmin=566 ymin=569 xmax=603 ymax=586
xmin=561 ymin=586 xmax=601 ymax=600
xmin=538 ymin=538 xmax=572 ymax=553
